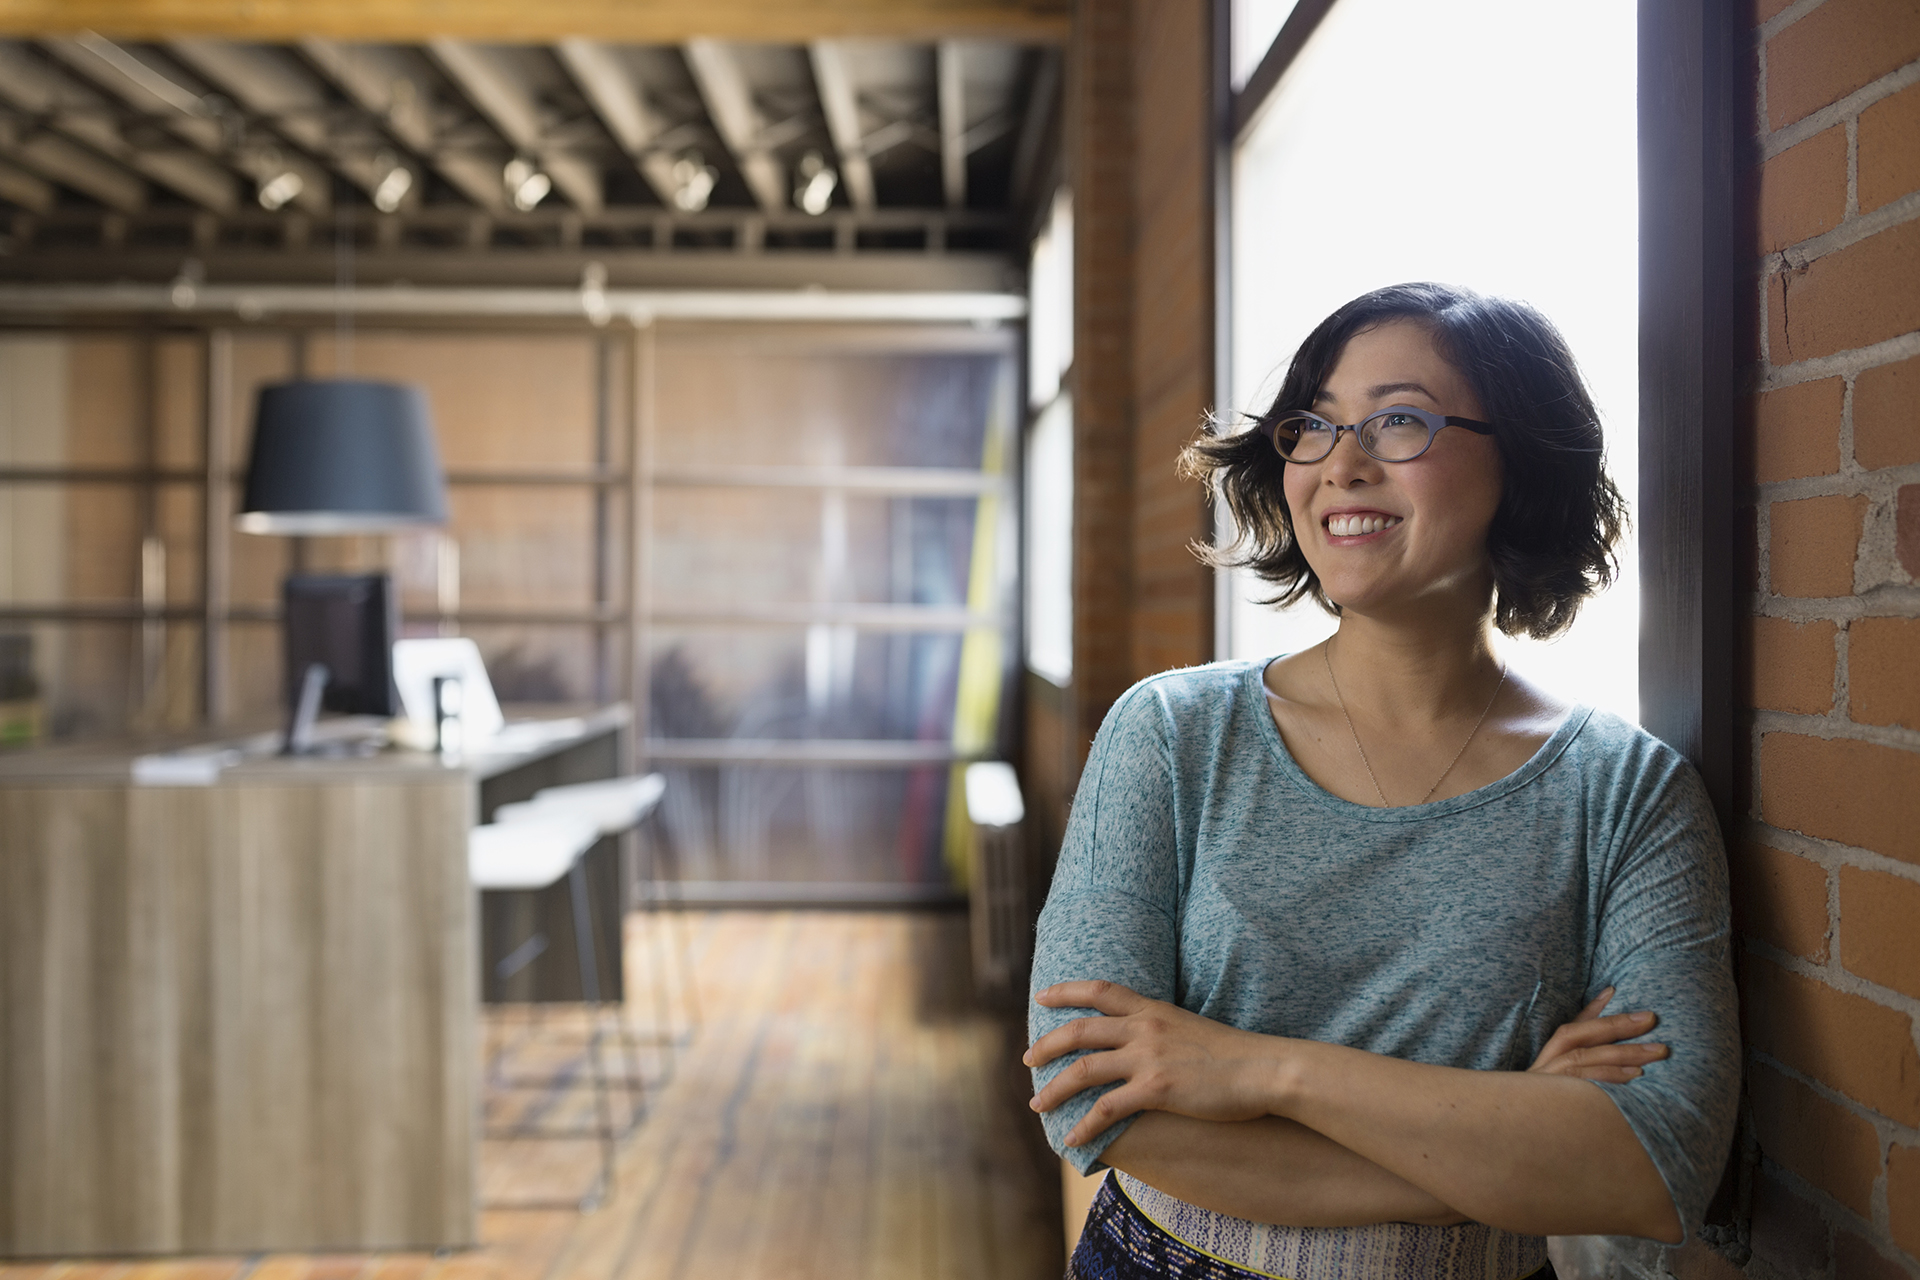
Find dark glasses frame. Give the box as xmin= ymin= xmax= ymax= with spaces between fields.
xmin=1256 ymin=405 xmax=1496 ymax=463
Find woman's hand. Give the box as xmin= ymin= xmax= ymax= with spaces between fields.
xmin=1529 ymin=987 xmax=1669 ymax=1083
xmin=1026 ymin=980 xmax=1282 ymax=1147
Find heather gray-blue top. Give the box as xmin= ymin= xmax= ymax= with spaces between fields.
xmin=1029 ymin=659 xmax=1739 ymax=1243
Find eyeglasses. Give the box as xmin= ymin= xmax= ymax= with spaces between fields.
xmin=1257 ymin=405 xmax=1495 ymax=463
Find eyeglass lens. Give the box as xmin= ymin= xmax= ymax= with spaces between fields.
xmin=1272 ymin=410 xmax=1435 ymax=462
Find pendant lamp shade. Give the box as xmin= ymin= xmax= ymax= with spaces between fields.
xmin=237 ymin=380 xmax=448 ymax=534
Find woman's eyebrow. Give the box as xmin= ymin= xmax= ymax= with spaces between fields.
xmin=1367 ymin=380 xmax=1437 ymax=401
xmin=1312 ymin=380 xmax=1439 ymax=409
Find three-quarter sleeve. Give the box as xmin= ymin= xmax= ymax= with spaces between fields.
xmin=1585 ymin=750 xmax=1741 ymax=1238
xmin=1028 ymin=683 xmax=1185 ymax=1173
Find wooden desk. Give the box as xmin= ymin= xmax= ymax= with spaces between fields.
xmin=0 ymin=707 xmax=627 ymax=1257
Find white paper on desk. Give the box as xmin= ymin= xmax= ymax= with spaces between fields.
xmin=132 ymin=750 xmax=239 ymax=786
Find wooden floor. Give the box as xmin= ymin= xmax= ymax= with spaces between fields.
xmin=2 ymin=911 xmax=1063 ymax=1280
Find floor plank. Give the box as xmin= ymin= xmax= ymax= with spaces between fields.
xmin=9 ymin=910 xmax=1061 ymax=1280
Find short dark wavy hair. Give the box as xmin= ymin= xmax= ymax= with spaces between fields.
xmin=1182 ymin=282 xmax=1627 ymax=640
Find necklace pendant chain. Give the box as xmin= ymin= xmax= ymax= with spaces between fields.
xmin=1323 ymin=640 xmax=1507 ymax=808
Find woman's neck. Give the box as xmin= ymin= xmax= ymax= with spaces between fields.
xmin=1324 ymin=599 xmax=1503 ymax=728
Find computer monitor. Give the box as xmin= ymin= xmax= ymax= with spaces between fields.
xmin=283 ymin=573 xmax=399 ymax=718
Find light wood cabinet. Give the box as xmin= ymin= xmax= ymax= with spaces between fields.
xmin=0 ymin=753 xmax=478 ymax=1255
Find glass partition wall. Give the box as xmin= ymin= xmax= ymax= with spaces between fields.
xmin=0 ymin=319 xmax=1018 ymax=899
xmin=642 ymin=324 xmax=1019 ymax=899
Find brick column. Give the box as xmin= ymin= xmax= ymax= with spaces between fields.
xmin=1068 ymin=0 xmax=1138 ymax=753
xmin=1716 ymin=1 xmax=1920 ymax=1275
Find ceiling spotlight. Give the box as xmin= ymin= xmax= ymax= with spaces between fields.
xmin=670 ymin=151 xmax=717 ymax=213
xmin=794 ymin=150 xmax=837 ymax=216
xmin=503 ymin=157 xmax=550 ymax=212
xmin=372 ymin=164 xmax=413 ymax=214
xmin=257 ymin=170 xmax=304 ymax=211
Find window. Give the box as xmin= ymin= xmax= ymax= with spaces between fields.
xmin=1025 ymin=188 xmax=1074 ymax=687
xmin=1226 ymin=0 xmax=1640 ymax=721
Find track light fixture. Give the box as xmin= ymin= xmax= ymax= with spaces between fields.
xmin=256 ymin=170 xmax=304 ymax=211
xmin=794 ymin=150 xmax=837 ymax=216
xmin=502 ymin=157 xmax=551 ymax=212
xmin=372 ymin=164 xmax=413 ymax=214
xmin=670 ymin=151 xmax=717 ymax=212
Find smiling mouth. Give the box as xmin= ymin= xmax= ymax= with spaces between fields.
xmin=1324 ymin=513 xmax=1403 ymax=537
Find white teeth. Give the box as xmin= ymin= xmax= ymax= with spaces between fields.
xmin=1326 ymin=514 xmax=1402 ymax=537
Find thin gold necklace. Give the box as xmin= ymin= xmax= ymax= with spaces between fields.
xmin=1323 ymin=640 xmax=1507 ymax=807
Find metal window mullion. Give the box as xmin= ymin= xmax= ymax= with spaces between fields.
xmin=201 ymin=328 xmax=232 ymax=726
xmin=627 ymin=322 xmax=655 ymax=770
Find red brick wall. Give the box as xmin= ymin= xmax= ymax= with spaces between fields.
xmin=1723 ymin=1 xmax=1920 ymax=1275
xmin=1127 ymin=0 xmax=1215 ymax=681
xmin=1067 ymin=0 xmax=1138 ymax=756
xmin=1024 ymin=0 xmax=1215 ymax=851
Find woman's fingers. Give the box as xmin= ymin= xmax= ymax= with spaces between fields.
xmin=1029 ymin=1042 xmax=1134 ymax=1114
xmin=1533 ymin=1041 xmax=1670 ymax=1080
xmin=1033 ymin=979 xmax=1151 ymax=1015
xmin=1529 ymin=1009 xmax=1658 ymax=1071
xmin=1570 ymin=986 xmax=1617 ymax=1023
xmin=1060 ymin=1080 xmax=1153 ymax=1146
xmin=1024 ymin=1013 xmax=1133 ymax=1069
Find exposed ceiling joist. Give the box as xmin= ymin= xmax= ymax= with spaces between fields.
xmin=0 ymin=112 xmax=146 ymax=211
xmin=298 ymin=38 xmax=509 ymax=213
xmin=0 ymin=39 xmax=237 ymax=212
xmin=1008 ymin=46 xmax=1058 ymax=213
xmin=808 ymin=41 xmax=874 ymax=213
xmin=936 ymin=40 xmax=964 ymax=209
xmin=0 ymin=153 xmax=53 ymax=213
xmin=44 ymin=34 xmax=329 ymax=214
xmin=427 ymin=38 xmax=602 ymax=214
xmin=554 ymin=37 xmax=679 ymax=209
xmin=169 ymin=38 xmax=399 ymax=208
xmin=684 ymin=38 xmax=784 ymax=215
xmin=0 ymin=1 xmax=1070 ymax=45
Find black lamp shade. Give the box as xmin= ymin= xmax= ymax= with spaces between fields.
xmin=237 ymin=380 xmax=447 ymax=534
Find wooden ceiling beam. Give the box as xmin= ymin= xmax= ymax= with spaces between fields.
xmin=807 ymin=41 xmax=874 ymax=213
xmin=683 ymin=38 xmax=785 ymax=215
xmin=0 ymin=0 xmax=1068 ymax=44
xmin=936 ymin=40 xmax=964 ymax=209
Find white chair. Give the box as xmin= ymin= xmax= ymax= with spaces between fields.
xmin=469 ymin=812 xmax=621 ymax=1209
xmin=497 ymin=773 xmax=700 ymax=1064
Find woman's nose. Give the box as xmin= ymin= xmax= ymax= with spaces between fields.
xmin=1321 ymin=430 xmax=1380 ymax=485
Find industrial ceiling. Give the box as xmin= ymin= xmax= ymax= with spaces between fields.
xmin=0 ymin=28 xmax=1062 ymax=292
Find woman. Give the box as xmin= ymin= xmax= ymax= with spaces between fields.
xmin=1025 ymin=283 xmax=1738 ymax=1280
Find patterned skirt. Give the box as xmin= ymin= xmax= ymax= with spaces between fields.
xmin=1066 ymin=1172 xmax=1556 ymax=1280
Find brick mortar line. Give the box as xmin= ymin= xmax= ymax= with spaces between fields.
xmin=1746 ymin=819 xmax=1920 ymax=883
xmin=1747 ymin=1043 xmax=1920 ymax=1151
xmin=1746 ymin=1151 xmax=1893 ymax=1260
xmin=1848 ymin=116 xmax=1862 ymax=219
xmin=1757 ymin=58 xmax=1920 ymax=162
xmin=1754 ymin=328 xmax=1920 ymax=392
xmin=1759 ymin=188 xmax=1920 ymax=275
xmin=1755 ymin=461 xmax=1920 ymax=501
xmin=1752 ymin=706 xmax=1920 ymax=751
xmin=1752 ymin=584 xmax=1920 ymax=620
xmin=1754 ymin=0 xmax=1829 ymax=46
xmin=1748 ymin=937 xmax=1920 ymax=1034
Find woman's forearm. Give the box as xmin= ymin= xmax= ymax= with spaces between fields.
xmin=1268 ymin=1041 xmax=1680 ymax=1241
xmin=1103 ymin=1112 xmax=1467 ymax=1228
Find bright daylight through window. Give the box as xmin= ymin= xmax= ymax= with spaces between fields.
xmin=1228 ymin=0 xmax=1640 ymax=721
xmin=1027 ymin=189 xmax=1075 ymax=688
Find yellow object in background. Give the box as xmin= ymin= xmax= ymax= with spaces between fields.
xmin=943 ymin=364 xmax=1017 ymax=891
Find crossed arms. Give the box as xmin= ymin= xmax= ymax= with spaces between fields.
xmin=1026 ymin=983 xmax=1683 ymax=1242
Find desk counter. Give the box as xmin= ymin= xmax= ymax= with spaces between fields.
xmin=0 ymin=706 xmax=628 ymax=1256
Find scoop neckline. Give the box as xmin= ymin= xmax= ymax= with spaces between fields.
xmin=1246 ymin=658 xmax=1594 ymax=822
